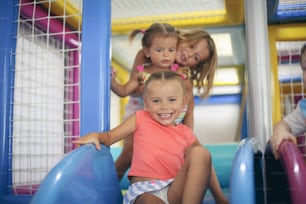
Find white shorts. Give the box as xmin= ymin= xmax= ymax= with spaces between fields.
xmin=123 ymin=179 xmax=174 ymax=204
xmin=148 ymin=186 xmax=169 ymax=204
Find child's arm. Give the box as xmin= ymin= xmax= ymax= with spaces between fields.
xmin=111 ymin=69 xmax=139 ymax=97
xmin=111 ymin=49 xmax=147 ymax=97
xmin=73 ymin=114 xmax=136 ymax=149
xmin=182 ymin=79 xmax=194 ymax=129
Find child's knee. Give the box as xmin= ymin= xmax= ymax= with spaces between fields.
xmin=188 ymin=146 xmax=212 ymax=165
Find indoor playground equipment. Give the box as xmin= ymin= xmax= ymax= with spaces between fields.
xmin=230 ymin=137 xmax=306 ymax=204
xmin=31 ymin=144 xmax=123 ymax=204
xmin=265 ymin=139 xmax=306 ymax=204
xmin=2 ymin=1 xmax=306 ymax=204
xmin=229 ymin=138 xmax=264 ymax=204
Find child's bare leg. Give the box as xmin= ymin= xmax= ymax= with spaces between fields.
xmin=114 ymin=134 xmax=133 ymax=180
xmin=209 ymin=166 xmax=229 ymax=204
xmin=134 ymin=193 xmax=164 ymax=204
xmin=168 ymin=146 xmax=211 ymax=204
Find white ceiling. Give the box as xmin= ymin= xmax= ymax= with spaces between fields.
xmin=111 ymin=0 xmax=224 ymax=19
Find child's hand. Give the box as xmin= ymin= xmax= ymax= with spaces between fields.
xmin=111 ymin=67 xmax=117 ymax=80
xmin=72 ymin=132 xmax=101 ymax=150
xmin=270 ymin=131 xmax=296 ymax=159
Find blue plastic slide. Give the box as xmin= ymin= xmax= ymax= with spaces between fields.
xmin=31 ymin=144 xmax=123 ymax=204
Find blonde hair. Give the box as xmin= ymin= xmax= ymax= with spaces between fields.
xmin=179 ymin=29 xmax=217 ymax=98
xmin=143 ymin=70 xmax=185 ymax=98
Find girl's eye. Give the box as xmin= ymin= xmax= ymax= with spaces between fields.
xmin=194 ymin=55 xmax=200 ymax=62
xmin=169 ymin=98 xmax=177 ymax=102
xmin=152 ymin=99 xmax=160 ymax=103
xmin=155 ymin=48 xmax=162 ymax=52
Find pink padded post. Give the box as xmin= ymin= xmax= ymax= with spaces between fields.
xmin=297 ymin=135 xmax=306 ymax=156
xmin=279 ymin=140 xmax=306 ymax=204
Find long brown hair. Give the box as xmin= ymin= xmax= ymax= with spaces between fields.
xmin=179 ymin=29 xmax=217 ymax=98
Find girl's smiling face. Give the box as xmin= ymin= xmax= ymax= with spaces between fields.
xmin=144 ymin=79 xmax=187 ymax=126
xmin=176 ymin=38 xmax=210 ymax=67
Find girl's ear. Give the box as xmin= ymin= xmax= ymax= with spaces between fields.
xmin=143 ymin=47 xmax=150 ymax=58
xmin=183 ymin=94 xmax=189 ymax=106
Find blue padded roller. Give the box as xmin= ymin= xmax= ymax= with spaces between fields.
xmin=31 ymin=144 xmax=122 ymax=204
xmin=230 ymin=138 xmax=264 ymax=204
